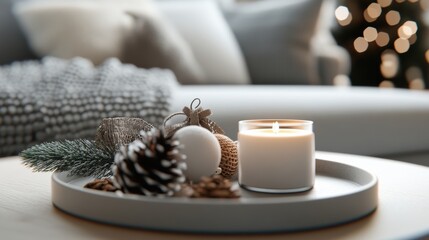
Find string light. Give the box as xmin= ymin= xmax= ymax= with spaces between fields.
xmin=398 ymin=25 xmax=413 ymax=39
xmin=335 ymin=6 xmax=350 ymax=21
xmin=405 ymin=66 xmax=422 ymax=81
xmin=381 ymin=50 xmax=399 ymax=62
xmin=354 ymin=37 xmax=369 ymax=53
xmin=380 ymin=50 xmax=399 ymax=78
xmin=409 ymin=79 xmax=425 ymax=89
xmin=394 ymin=38 xmax=410 ymax=53
xmin=378 ymin=0 xmax=393 ymax=7
xmin=336 ymin=0 xmax=427 ymax=89
xmin=379 ymin=80 xmax=395 ymax=88
xmin=364 ymin=27 xmax=378 ymax=42
xmin=386 ymin=10 xmax=401 ymax=25
xmin=376 ymin=32 xmax=390 ymax=46
xmin=380 ymin=63 xmax=398 ymax=78
xmin=403 ymin=21 xmax=418 ymax=34
xmin=339 ymin=14 xmax=353 ymax=26
xmin=335 ymin=6 xmax=353 ymax=26
xmin=405 ymin=63 xmax=425 ymax=90
xmin=364 ymin=9 xmax=377 ymax=22
xmin=367 ymin=3 xmax=382 ymax=19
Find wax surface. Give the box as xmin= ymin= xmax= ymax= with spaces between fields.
xmin=238 ymin=128 xmax=315 ymax=190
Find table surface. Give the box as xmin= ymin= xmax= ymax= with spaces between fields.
xmin=1 ymin=151 xmax=429 ymax=240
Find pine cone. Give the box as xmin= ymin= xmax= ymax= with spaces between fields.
xmin=84 ymin=178 xmax=117 ymax=192
xmin=191 ymin=175 xmax=240 ymax=198
xmin=112 ymin=129 xmax=187 ymax=196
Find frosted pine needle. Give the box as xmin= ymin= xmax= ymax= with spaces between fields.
xmin=20 ymin=139 xmax=113 ymax=178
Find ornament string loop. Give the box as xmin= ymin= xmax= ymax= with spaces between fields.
xmin=190 ymin=98 xmax=201 ymax=109
xmin=163 ymin=98 xmax=224 ymax=137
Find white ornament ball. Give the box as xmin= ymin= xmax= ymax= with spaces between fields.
xmin=174 ymin=126 xmax=221 ymax=182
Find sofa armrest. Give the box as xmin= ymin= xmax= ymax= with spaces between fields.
xmin=172 ymin=85 xmax=429 ymax=157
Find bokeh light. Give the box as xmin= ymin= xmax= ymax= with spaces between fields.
xmin=336 ymin=0 xmax=427 ymax=90
xmin=363 ymin=27 xmax=378 ymax=42
xmin=380 ymin=50 xmax=399 ymax=78
xmin=376 ymin=31 xmax=390 ymax=47
xmin=335 ymin=6 xmax=353 ymax=26
xmin=409 ymin=79 xmax=425 ymax=89
xmin=364 ymin=9 xmax=377 ymax=22
xmin=378 ymin=0 xmax=393 ymax=7
xmin=386 ymin=10 xmax=401 ymax=26
xmin=335 ymin=6 xmax=350 ymax=21
xmin=394 ymin=38 xmax=410 ymax=53
xmin=354 ymin=37 xmax=369 ymax=53
xmin=406 ymin=66 xmax=422 ymax=81
xmin=367 ymin=3 xmax=382 ymax=19
xmin=398 ymin=26 xmax=413 ymax=39
xmin=403 ymin=21 xmax=418 ymax=34
xmin=379 ymin=80 xmax=395 ymax=88
xmin=381 ymin=50 xmax=399 ymax=63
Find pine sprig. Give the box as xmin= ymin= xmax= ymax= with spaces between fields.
xmin=20 ymin=139 xmax=114 ymax=178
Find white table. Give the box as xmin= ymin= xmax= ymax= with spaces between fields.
xmin=1 ymin=152 xmax=429 ymax=239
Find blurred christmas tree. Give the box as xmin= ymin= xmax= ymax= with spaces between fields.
xmin=333 ymin=0 xmax=429 ymax=89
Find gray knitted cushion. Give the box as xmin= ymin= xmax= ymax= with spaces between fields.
xmin=0 ymin=57 xmax=178 ymax=156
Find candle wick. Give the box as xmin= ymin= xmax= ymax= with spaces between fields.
xmin=273 ymin=121 xmax=280 ymax=134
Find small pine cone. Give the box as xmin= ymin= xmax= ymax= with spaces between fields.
xmin=112 ymin=129 xmax=187 ymax=197
xmin=84 ymin=178 xmax=117 ymax=192
xmin=215 ymin=134 xmax=238 ymax=178
xmin=191 ymin=175 xmax=240 ymax=198
xmin=173 ymin=183 xmax=194 ymax=198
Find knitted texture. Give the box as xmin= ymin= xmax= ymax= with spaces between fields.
xmin=215 ymin=134 xmax=238 ymax=178
xmin=0 ymin=57 xmax=177 ymax=156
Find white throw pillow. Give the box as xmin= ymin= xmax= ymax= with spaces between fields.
xmin=14 ymin=0 xmax=140 ymax=64
xmin=155 ymin=0 xmax=250 ymax=85
xmin=13 ymin=0 xmax=205 ymax=84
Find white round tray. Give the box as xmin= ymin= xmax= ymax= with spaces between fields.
xmin=52 ymin=159 xmax=378 ymax=233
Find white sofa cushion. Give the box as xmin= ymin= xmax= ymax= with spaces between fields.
xmin=13 ymin=0 xmax=205 ymax=84
xmin=155 ymin=0 xmax=250 ymax=85
xmin=172 ymin=86 xmax=429 ymax=157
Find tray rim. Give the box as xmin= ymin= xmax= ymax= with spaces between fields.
xmin=52 ymin=158 xmax=377 ymax=205
xmin=51 ymin=158 xmax=378 ymax=233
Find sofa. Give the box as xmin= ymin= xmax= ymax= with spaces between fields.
xmin=1 ymin=0 xmax=429 ymax=166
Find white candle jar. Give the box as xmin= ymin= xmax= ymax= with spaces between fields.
xmin=238 ymin=119 xmax=315 ymax=193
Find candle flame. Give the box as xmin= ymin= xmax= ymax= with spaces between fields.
xmin=272 ymin=121 xmax=280 ymax=134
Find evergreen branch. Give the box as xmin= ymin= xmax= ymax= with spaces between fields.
xmin=20 ymin=139 xmax=114 ymax=178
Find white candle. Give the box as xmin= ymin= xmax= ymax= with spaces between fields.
xmin=238 ymin=120 xmax=315 ymax=193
